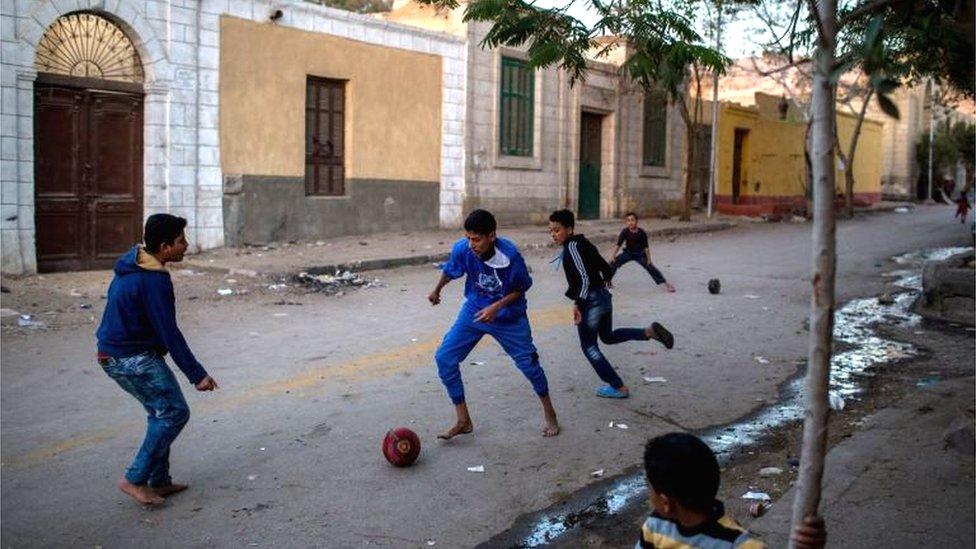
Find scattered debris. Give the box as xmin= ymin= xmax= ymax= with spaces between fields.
xmin=743 ymin=294 xmax=761 ymax=300
xmin=469 ymin=361 xmax=486 ymax=365
xmin=466 ymin=465 xmax=485 ymax=473
xmin=79 ymin=303 xmax=92 ymax=309
xmin=217 ymin=288 xmax=234 ymax=296
xmin=828 ymin=392 xmax=846 ymax=411
xmin=426 ymin=540 xmax=437 ymax=547
xmin=642 ymin=376 xmax=667 ymax=383
xmin=741 ymin=491 xmax=771 ymax=502
xmin=708 ymin=279 xmax=721 ymax=295
xmin=294 ymin=270 xmax=379 ymax=295
xmin=273 ymin=313 xmax=289 ymax=317
xmin=17 ymin=314 xmax=45 ymax=328
xmin=894 ymin=206 xmax=911 ymax=213
xmin=749 ymin=501 xmax=768 ymax=518
xmin=754 ymin=356 xmax=770 ymax=364
xmin=758 ymin=467 xmax=783 ymax=477
xmin=590 ymin=469 xmax=605 ymax=478
xmin=247 ymin=475 xmax=257 ymax=481
xmin=267 ymin=283 xmax=288 ymax=291
xmin=916 ymin=376 xmax=940 ymax=388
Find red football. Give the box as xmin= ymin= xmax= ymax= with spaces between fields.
xmin=382 ymin=427 xmax=421 ymax=467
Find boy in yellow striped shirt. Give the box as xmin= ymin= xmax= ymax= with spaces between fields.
xmin=637 ymin=433 xmax=826 ymax=549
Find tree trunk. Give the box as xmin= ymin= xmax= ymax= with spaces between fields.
xmin=679 ymin=100 xmax=694 ymax=222
xmin=843 ymin=88 xmax=875 ymax=218
xmin=789 ymin=0 xmax=838 ymax=544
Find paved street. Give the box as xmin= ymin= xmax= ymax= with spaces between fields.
xmin=1 ymin=205 xmax=971 ymax=548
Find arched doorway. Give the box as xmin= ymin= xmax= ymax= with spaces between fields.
xmin=33 ymin=12 xmax=145 ymax=272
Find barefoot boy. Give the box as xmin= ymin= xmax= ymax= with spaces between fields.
xmin=610 ymin=212 xmax=675 ymax=292
xmin=428 ymin=209 xmax=559 ymax=438
xmin=96 ymin=214 xmax=219 ymax=505
xmin=549 ymin=209 xmax=673 ymax=399
xmin=638 ymin=432 xmax=827 ymax=549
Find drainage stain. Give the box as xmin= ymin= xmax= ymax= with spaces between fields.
xmin=489 ymin=246 xmax=972 ymax=549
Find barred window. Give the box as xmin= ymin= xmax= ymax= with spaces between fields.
xmin=499 ymin=57 xmax=534 ymax=157
xmin=642 ymin=89 xmax=668 ymax=167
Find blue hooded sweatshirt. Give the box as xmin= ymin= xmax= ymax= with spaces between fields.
xmin=96 ymin=245 xmax=208 ymax=384
xmin=441 ymin=237 xmax=533 ymax=323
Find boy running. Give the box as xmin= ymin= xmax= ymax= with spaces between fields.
xmin=428 ymin=209 xmax=560 ymax=438
xmin=549 ymin=209 xmax=673 ymax=399
xmin=609 ymin=212 xmax=676 ymax=292
xmin=96 ymin=214 xmax=219 ymax=505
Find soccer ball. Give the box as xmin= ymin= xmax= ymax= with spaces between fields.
xmin=382 ymin=427 xmax=421 ymax=467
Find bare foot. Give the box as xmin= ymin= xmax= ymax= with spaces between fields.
xmin=153 ymin=483 xmax=188 ymax=498
xmin=437 ymin=421 xmax=473 ymax=440
xmin=664 ymin=282 xmax=676 ymax=293
xmin=542 ymin=420 xmax=560 ymax=437
xmin=117 ymin=478 xmax=165 ymax=505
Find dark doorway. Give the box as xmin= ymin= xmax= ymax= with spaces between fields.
xmin=732 ymin=128 xmax=749 ymax=204
xmin=34 ymin=81 xmax=144 ymax=272
xmin=579 ymin=113 xmax=603 ymax=219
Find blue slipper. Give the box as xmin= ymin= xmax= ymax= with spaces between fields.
xmin=595 ymin=385 xmax=629 ymax=399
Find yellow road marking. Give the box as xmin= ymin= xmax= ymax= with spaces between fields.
xmin=3 ymin=304 xmax=575 ymax=469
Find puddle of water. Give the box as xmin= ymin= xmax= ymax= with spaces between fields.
xmin=511 ymin=246 xmax=973 ymax=548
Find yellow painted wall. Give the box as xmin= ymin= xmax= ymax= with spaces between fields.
xmin=220 ymin=16 xmax=442 ymax=182
xmin=715 ymin=103 xmax=883 ymax=200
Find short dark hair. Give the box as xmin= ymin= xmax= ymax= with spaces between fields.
xmin=625 ymin=212 xmax=638 ymax=220
xmin=464 ymin=209 xmax=497 ymax=236
xmin=144 ymin=213 xmax=187 ymax=253
xmin=643 ymin=432 xmax=720 ymax=513
xmin=549 ymin=209 xmax=575 ymax=228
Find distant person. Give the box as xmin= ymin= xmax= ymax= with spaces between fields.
xmin=428 ymin=209 xmax=560 ymax=438
xmin=637 ymin=432 xmax=827 ymax=549
xmin=955 ymin=191 xmax=971 ymax=224
xmin=97 ymin=214 xmax=219 ymax=505
xmin=549 ymin=209 xmax=673 ymax=399
xmin=609 ymin=212 xmax=676 ymax=293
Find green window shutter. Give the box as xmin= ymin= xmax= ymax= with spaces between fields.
xmin=642 ymin=89 xmax=668 ymax=167
xmin=499 ymin=56 xmax=534 ymax=157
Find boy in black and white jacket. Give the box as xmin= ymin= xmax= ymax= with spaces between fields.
xmin=548 ymin=209 xmax=674 ymax=398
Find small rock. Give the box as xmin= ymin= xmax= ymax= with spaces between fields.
xmin=877 ymin=292 xmax=894 ymax=305
xmin=758 ymin=467 xmax=783 ymax=477
xmin=943 ymin=417 xmax=976 ymax=455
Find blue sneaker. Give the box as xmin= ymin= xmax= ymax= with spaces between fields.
xmin=595 ymin=385 xmax=629 ymax=399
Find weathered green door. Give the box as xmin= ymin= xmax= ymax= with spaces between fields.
xmin=578 ymin=113 xmax=602 ymax=219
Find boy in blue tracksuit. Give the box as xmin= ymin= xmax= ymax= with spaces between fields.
xmin=96 ymin=214 xmax=219 ymax=505
xmin=428 ymin=210 xmax=560 ymax=438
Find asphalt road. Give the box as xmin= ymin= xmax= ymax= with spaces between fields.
xmin=1 ymin=205 xmax=969 ymax=548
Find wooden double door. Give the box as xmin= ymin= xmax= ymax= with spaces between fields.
xmin=34 ymin=81 xmax=144 ymax=272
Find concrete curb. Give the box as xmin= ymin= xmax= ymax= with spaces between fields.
xmin=302 ymin=222 xmax=736 ymax=276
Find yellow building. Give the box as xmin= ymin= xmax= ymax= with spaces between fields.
xmin=711 ymin=93 xmax=884 ymax=216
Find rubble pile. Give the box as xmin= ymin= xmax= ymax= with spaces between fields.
xmin=294 ymin=270 xmax=383 ymax=295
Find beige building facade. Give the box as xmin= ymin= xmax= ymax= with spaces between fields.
xmin=385 ymin=2 xmax=687 ymax=224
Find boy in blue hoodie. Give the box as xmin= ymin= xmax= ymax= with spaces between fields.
xmin=428 ymin=210 xmax=559 ymax=439
xmin=96 ymin=214 xmax=219 ymax=505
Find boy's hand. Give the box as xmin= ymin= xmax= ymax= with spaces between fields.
xmin=474 ymin=304 xmax=499 ymax=323
xmin=791 ymin=515 xmax=826 ymax=549
xmin=195 ymin=376 xmax=219 ymax=391
xmin=572 ymin=305 xmax=582 ymax=325
xmin=428 ymin=290 xmax=441 ymax=306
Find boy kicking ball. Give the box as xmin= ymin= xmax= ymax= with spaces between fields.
xmin=428 ymin=210 xmax=560 ymax=438
xmin=549 ymin=209 xmax=673 ymax=399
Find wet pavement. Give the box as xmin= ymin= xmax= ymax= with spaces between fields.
xmin=480 ymin=245 xmax=973 ymax=548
